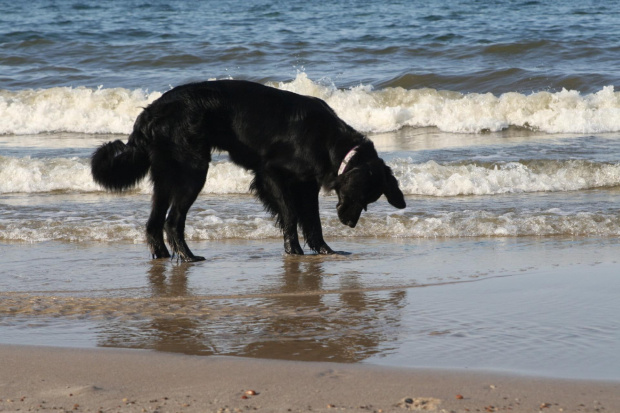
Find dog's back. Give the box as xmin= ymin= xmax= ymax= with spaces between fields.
xmin=136 ymin=81 xmax=359 ymax=174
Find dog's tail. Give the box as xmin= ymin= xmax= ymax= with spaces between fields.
xmin=91 ymin=129 xmax=151 ymax=192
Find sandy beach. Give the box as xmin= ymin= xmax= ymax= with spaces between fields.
xmin=1 ymin=344 xmax=619 ymax=413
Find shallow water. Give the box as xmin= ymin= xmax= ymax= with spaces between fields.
xmin=2 ymin=129 xmax=620 ymax=244
xmin=1 ymin=237 xmax=619 ymax=380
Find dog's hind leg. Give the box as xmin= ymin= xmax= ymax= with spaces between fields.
xmin=146 ymin=182 xmax=172 ymax=259
xmin=164 ymin=166 xmax=208 ymax=262
xmin=293 ymin=183 xmax=335 ymax=255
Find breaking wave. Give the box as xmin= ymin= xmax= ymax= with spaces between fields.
xmin=2 ymin=74 xmax=620 ymax=135
xmin=2 ymin=207 xmax=619 ymax=243
xmin=1 ymin=156 xmax=618 ymax=196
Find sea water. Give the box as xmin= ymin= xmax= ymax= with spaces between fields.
xmin=1 ymin=0 xmax=619 ymax=380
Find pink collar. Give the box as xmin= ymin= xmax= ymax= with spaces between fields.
xmin=338 ymin=145 xmax=360 ymax=176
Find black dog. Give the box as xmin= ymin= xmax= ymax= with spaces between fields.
xmin=92 ymin=80 xmax=406 ymax=261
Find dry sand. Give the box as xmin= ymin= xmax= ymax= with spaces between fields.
xmin=0 ymin=344 xmax=618 ymax=413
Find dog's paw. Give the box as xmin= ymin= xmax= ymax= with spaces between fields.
xmin=284 ymin=239 xmax=304 ymax=255
xmin=171 ymin=251 xmax=206 ymax=262
xmin=285 ymin=248 xmax=305 ymax=255
xmin=178 ymin=254 xmax=206 ymax=262
xmin=317 ymin=245 xmax=335 ymax=255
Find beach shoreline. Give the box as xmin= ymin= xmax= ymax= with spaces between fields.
xmin=2 ymin=237 xmax=620 ymax=383
xmin=1 ymin=344 xmax=618 ymax=413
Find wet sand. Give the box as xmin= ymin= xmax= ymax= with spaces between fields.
xmin=1 ymin=344 xmax=619 ymax=413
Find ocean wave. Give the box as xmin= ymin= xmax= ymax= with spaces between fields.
xmin=1 ymin=156 xmax=618 ymax=196
xmin=0 ymin=156 xmax=99 ymax=193
xmin=275 ymin=74 xmax=620 ymax=133
xmin=2 ymin=209 xmax=618 ymax=243
xmin=349 ymin=210 xmax=620 ymax=239
xmin=2 ymin=74 xmax=620 ymax=135
xmin=0 ymin=156 xmax=254 ymax=194
xmin=0 ymin=86 xmax=161 ymax=135
xmin=391 ymin=158 xmax=620 ymax=196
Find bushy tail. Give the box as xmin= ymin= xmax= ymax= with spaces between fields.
xmin=91 ymin=136 xmax=150 ymax=192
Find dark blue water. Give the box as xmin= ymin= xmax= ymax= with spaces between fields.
xmin=2 ymin=0 xmax=620 ymax=93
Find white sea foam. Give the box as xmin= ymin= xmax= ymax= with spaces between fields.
xmin=1 ymin=156 xmax=618 ymax=196
xmin=333 ymin=210 xmax=620 ymax=239
xmin=2 ymin=74 xmax=620 ymax=135
xmin=276 ymin=73 xmax=620 ymax=134
xmin=391 ymin=158 xmax=620 ymax=196
xmin=2 ymin=209 xmax=619 ymax=243
xmin=0 ymin=156 xmax=98 ymax=193
xmin=0 ymin=156 xmax=254 ymax=194
xmin=0 ymin=87 xmax=161 ymax=135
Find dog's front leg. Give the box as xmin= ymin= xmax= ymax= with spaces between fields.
xmin=253 ymin=172 xmax=304 ymax=255
xmin=303 ymin=216 xmax=334 ymax=255
xmin=293 ymin=183 xmax=335 ymax=255
xmin=283 ymin=227 xmax=304 ymax=255
xmin=277 ymin=197 xmax=304 ymax=256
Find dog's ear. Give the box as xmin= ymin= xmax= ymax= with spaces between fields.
xmin=383 ymin=165 xmax=406 ymax=209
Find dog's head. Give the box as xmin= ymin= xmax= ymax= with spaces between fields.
xmin=335 ymin=159 xmax=406 ymax=228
